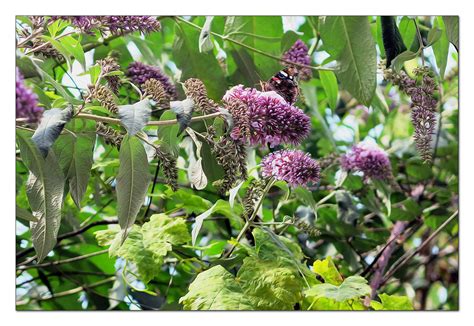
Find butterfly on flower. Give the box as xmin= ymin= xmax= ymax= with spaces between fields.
xmin=261 ymin=66 xmax=300 ymax=105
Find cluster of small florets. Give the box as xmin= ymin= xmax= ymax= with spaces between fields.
xmin=97 ymin=56 xmax=122 ymax=94
xmin=51 ymin=16 xmax=161 ymax=36
xmin=281 ymin=39 xmax=312 ymax=81
xmin=16 ymin=68 xmax=43 ymax=123
xmin=261 ymin=149 xmax=321 ymax=188
xmin=126 ymin=62 xmax=177 ymax=100
xmin=183 ymin=78 xmax=218 ymax=114
xmin=385 ymin=67 xmax=438 ymax=163
xmin=223 ymin=85 xmax=311 ymax=147
xmin=340 ymin=142 xmax=392 ymax=180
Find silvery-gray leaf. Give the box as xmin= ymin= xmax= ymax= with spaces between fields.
xmin=171 ymin=98 xmax=195 ymax=136
xmin=199 ymin=16 xmax=215 ymax=53
xmin=118 ymin=99 xmax=152 ymax=136
xmin=228 ymin=181 xmax=244 ymax=209
xmin=189 ymin=157 xmax=207 ymax=190
xmin=32 ymin=106 xmax=74 ymax=157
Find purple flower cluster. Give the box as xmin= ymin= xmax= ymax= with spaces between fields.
xmin=341 ymin=142 xmax=392 ymax=180
xmin=398 ymin=70 xmax=437 ymax=163
xmin=223 ymin=85 xmax=311 ymax=147
xmin=261 ymin=149 xmax=321 ymax=188
xmin=281 ymin=40 xmax=312 ymax=81
xmin=51 ymin=16 xmax=161 ymax=36
xmin=126 ymin=62 xmax=177 ymax=100
xmin=16 ymin=68 xmax=43 ymax=123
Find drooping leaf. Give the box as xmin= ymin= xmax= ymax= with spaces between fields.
xmin=319 ymin=16 xmax=377 ymax=106
xmin=31 ymin=106 xmax=74 ymax=157
xmin=189 ymin=158 xmax=207 ymax=191
xmin=116 ymin=135 xmax=151 ymax=241
xmin=54 ymin=130 xmax=95 ymax=208
xmin=305 ymin=276 xmax=371 ymax=302
xmin=198 ymin=16 xmax=214 ymax=53
xmin=442 ymin=16 xmax=459 ymax=51
xmin=17 ymin=129 xmax=65 ymax=262
xmin=118 ymin=99 xmax=152 ymax=136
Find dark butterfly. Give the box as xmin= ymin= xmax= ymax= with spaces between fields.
xmin=261 ymin=66 xmax=299 ymax=105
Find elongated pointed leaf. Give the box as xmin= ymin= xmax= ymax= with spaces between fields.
xmin=320 ymin=16 xmax=376 ymax=106
xmin=116 ymin=135 xmax=151 ymax=241
xmin=432 ymin=17 xmax=450 ymax=79
xmin=118 ymin=99 xmax=151 ymax=136
xmin=17 ymin=130 xmax=64 ymax=262
xmin=16 ymin=205 xmax=38 ymax=222
xmin=32 ymin=106 xmax=74 ymax=157
xmin=54 ymin=132 xmax=95 ymax=208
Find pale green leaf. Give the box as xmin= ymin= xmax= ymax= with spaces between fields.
xmin=118 ymin=99 xmax=152 ymax=136
xmin=371 ymin=293 xmax=414 ymax=310
xmin=305 ymin=276 xmax=371 ymax=302
xmin=313 ymin=256 xmax=343 ymax=286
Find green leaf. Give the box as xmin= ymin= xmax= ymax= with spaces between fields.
xmin=191 ymin=199 xmax=233 ymax=246
xmin=305 ymin=276 xmax=371 ymax=302
xmin=96 ymin=214 xmax=190 ymax=284
xmin=391 ymin=50 xmax=418 ymax=72
xmin=313 ymin=256 xmax=343 ymax=285
xmin=442 ymin=16 xmax=459 ymax=51
xmin=173 ymin=20 xmax=226 ymax=100
xmin=371 ymin=293 xmax=414 ymax=310
xmin=319 ymin=70 xmax=338 ymax=110
xmin=157 ymin=110 xmax=181 ymax=156
xmin=54 ymin=131 xmax=95 ymax=208
xmin=118 ymin=99 xmax=152 ymax=136
xmin=432 ymin=17 xmax=450 ymax=79
xmin=293 ymin=187 xmax=318 ymax=219
xmin=224 ymin=16 xmax=283 ymax=80
xmin=59 ymin=35 xmax=86 ymax=71
xmin=398 ymin=17 xmax=416 ymax=49
xmin=320 ymin=16 xmax=376 ymax=106
xmin=116 ymin=135 xmax=151 ymax=241
xmin=17 ymin=129 xmax=65 ymax=262
xmin=426 ymin=27 xmax=442 ymax=47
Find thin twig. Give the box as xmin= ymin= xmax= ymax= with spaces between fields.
xmin=17 ymin=249 xmax=109 ymax=271
xmin=380 ymin=210 xmax=458 ymax=286
xmin=16 ymin=276 xmax=116 ymax=306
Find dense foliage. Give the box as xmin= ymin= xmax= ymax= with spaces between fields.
xmin=15 ymin=15 xmax=458 ymax=311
